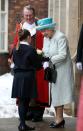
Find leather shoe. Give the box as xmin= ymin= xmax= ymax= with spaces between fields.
xmin=49 ymin=121 xmax=56 ymax=127
xmin=18 ymin=124 xmax=35 ymax=131
xmin=32 ymin=117 xmax=43 ymax=122
xmin=25 ymin=125 xmax=35 ymax=130
xmin=25 ymin=113 xmax=33 ymax=121
xmin=25 ymin=116 xmax=32 ymax=121
xmin=49 ymin=119 xmax=65 ymax=128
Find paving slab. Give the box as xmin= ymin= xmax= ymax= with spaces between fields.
xmin=0 ymin=117 xmax=76 ymax=131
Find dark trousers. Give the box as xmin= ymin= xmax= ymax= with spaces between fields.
xmin=18 ymin=98 xmax=29 ymax=126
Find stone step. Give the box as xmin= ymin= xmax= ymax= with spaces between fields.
xmin=0 ymin=117 xmax=76 ymax=131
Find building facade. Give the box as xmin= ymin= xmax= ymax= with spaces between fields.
xmin=0 ymin=0 xmax=83 ymax=115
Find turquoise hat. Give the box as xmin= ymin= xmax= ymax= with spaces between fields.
xmin=36 ymin=18 xmax=56 ymax=30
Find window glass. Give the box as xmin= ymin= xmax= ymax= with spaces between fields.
xmin=0 ymin=0 xmax=8 ymax=52
xmin=1 ymin=14 xmax=5 ymax=31
xmin=1 ymin=0 xmax=5 ymax=11
xmin=1 ymin=32 xmax=5 ymax=49
xmin=0 ymin=35 xmax=1 ymax=47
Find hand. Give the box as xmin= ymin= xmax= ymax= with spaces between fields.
xmin=8 ymin=58 xmax=12 ymax=64
xmin=76 ymin=62 xmax=82 ymax=70
xmin=43 ymin=62 xmax=49 ymax=69
xmin=10 ymin=63 xmax=14 ymax=68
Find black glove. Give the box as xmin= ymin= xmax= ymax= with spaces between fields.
xmin=42 ymin=57 xmax=49 ymax=62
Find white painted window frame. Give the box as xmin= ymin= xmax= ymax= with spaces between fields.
xmin=0 ymin=0 xmax=8 ymax=53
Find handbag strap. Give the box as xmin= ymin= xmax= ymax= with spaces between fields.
xmin=53 ymin=64 xmax=55 ymax=70
xmin=49 ymin=60 xmax=56 ymax=70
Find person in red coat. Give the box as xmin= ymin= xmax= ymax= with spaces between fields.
xmin=76 ymin=24 xmax=83 ymax=131
xmin=9 ymin=5 xmax=49 ymax=122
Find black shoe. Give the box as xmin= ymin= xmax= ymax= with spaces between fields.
xmin=49 ymin=121 xmax=56 ymax=127
xmin=49 ymin=119 xmax=65 ymax=128
xmin=25 ymin=125 xmax=35 ymax=130
xmin=18 ymin=125 xmax=35 ymax=131
xmin=25 ymin=116 xmax=33 ymax=121
xmin=32 ymin=117 xmax=43 ymax=122
xmin=18 ymin=125 xmax=24 ymax=131
xmin=25 ymin=113 xmax=33 ymax=121
xmin=18 ymin=125 xmax=26 ymax=131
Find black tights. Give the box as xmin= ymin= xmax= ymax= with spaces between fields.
xmin=18 ymin=98 xmax=29 ymax=127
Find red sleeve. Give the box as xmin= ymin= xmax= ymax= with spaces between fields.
xmin=36 ymin=31 xmax=44 ymax=49
xmin=10 ymin=23 xmax=21 ymax=51
xmin=12 ymin=34 xmax=19 ymax=47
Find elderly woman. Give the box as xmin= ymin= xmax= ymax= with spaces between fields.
xmin=36 ymin=18 xmax=74 ymax=128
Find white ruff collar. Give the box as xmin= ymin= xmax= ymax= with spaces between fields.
xmin=22 ymin=22 xmax=36 ymax=36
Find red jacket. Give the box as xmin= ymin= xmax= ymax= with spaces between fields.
xmin=36 ymin=31 xmax=49 ymax=105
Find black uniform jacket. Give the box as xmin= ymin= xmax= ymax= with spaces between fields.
xmin=11 ymin=44 xmax=42 ymax=99
xmin=76 ymin=24 xmax=83 ymax=65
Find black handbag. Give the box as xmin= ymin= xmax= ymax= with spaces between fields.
xmin=44 ymin=63 xmax=57 ymax=83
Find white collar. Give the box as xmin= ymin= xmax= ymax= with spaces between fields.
xmin=20 ymin=41 xmax=29 ymax=45
xmin=23 ymin=22 xmax=36 ymax=27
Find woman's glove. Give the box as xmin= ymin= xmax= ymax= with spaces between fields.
xmin=43 ymin=62 xmax=49 ymax=69
xmin=76 ymin=62 xmax=82 ymax=70
xmin=42 ymin=57 xmax=49 ymax=62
